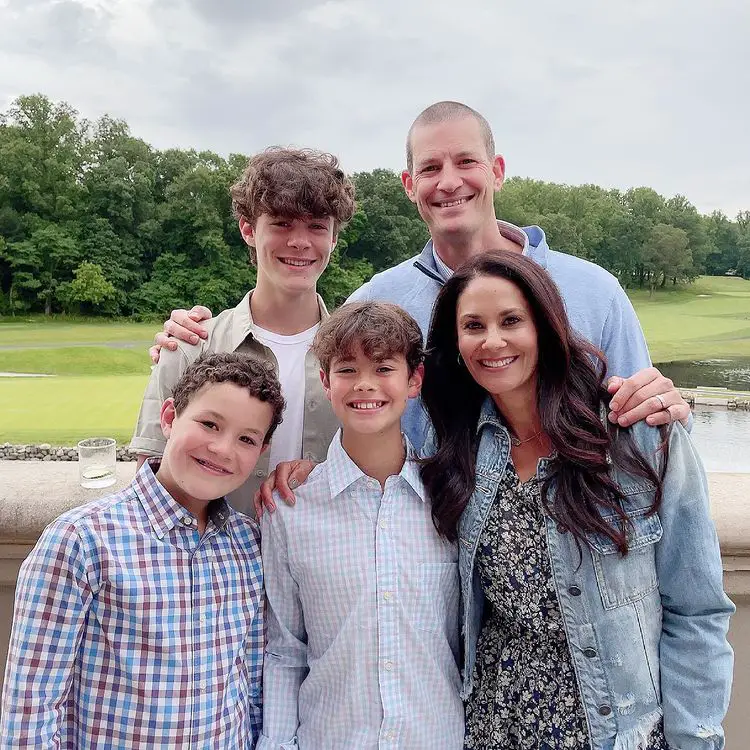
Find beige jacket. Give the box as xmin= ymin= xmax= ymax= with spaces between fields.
xmin=130 ymin=291 xmax=339 ymax=515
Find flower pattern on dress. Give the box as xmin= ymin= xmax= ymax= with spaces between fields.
xmin=463 ymin=462 xmax=668 ymax=750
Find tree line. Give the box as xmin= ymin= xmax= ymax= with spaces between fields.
xmin=1 ymin=94 xmax=748 ymax=318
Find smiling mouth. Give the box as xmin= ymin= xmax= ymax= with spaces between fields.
xmin=348 ymin=400 xmax=386 ymax=410
xmin=434 ymin=195 xmax=474 ymax=208
xmin=279 ymin=257 xmax=316 ymax=267
xmin=478 ymin=355 xmax=518 ymax=369
xmin=192 ymin=457 xmax=232 ymax=475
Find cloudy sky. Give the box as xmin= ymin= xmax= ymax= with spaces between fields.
xmin=1 ymin=0 xmax=748 ymax=216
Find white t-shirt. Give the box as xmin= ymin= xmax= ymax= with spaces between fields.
xmin=252 ymin=323 xmax=319 ymax=472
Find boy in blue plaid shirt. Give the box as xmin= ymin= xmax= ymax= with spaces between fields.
xmin=1 ymin=352 xmax=284 ymax=749
xmin=259 ymin=302 xmax=464 ymax=749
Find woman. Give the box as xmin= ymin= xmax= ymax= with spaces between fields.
xmin=420 ymin=251 xmax=733 ymax=750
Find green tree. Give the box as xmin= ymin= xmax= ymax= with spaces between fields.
xmin=58 ymin=261 xmax=117 ymax=314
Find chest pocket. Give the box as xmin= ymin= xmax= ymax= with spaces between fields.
xmin=587 ymin=498 xmax=662 ymax=611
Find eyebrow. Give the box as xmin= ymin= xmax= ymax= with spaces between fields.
xmin=459 ymin=308 xmax=522 ymax=319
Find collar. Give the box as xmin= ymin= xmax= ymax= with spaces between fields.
xmin=134 ymin=459 xmax=233 ymax=539
xmin=228 ymin=289 xmax=329 ymax=352
xmin=325 ymin=430 xmax=427 ymax=502
xmin=419 ymin=219 xmax=534 ymax=283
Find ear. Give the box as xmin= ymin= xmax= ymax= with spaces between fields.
xmin=160 ymin=398 xmax=178 ymax=440
xmin=491 ymin=155 xmax=506 ymax=192
xmin=319 ymin=368 xmax=332 ymax=401
xmin=239 ymin=216 xmax=256 ymax=247
xmin=407 ymin=362 xmax=425 ymax=399
xmin=401 ymin=170 xmax=416 ymax=203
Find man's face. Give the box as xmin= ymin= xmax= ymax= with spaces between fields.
xmin=241 ymin=213 xmax=337 ymax=294
xmin=159 ymin=382 xmax=273 ymax=505
xmin=321 ymin=347 xmax=423 ymax=439
xmin=402 ymin=117 xmax=504 ymax=240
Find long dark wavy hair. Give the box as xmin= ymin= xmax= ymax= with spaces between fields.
xmin=420 ymin=251 xmax=668 ymax=553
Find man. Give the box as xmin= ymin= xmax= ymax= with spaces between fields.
xmin=152 ymin=102 xmax=688 ymax=475
xmin=131 ymin=148 xmax=353 ymax=514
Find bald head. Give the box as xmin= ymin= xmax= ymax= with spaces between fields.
xmin=406 ymin=101 xmax=495 ymax=173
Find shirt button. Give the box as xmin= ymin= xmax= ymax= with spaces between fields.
xmin=182 ymin=516 xmax=193 ymax=526
xmin=304 ymin=452 xmax=314 ymax=461
xmin=384 ymin=660 xmax=394 ymax=671
xmin=598 ymin=704 xmax=612 ymax=716
xmin=255 ymin=469 xmax=264 ymax=478
xmin=386 ymin=730 xmax=396 ymax=740
xmin=379 ymin=520 xmax=387 ymax=529
xmin=583 ymin=648 xmax=597 ymax=658
xmin=568 ymin=585 xmax=582 ymax=597
xmin=383 ymin=592 xmax=392 ymax=601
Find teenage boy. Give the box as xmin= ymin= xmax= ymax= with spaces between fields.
xmin=131 ymin=148 xmax=354 ymax=514
xmin=0 ymin=353 xmax=285 ymax=749
xmin=258 ymin=302 xmax=464 ymax=749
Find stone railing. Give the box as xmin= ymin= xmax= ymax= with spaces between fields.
xmin=0 ymin=461 xmax=748 ymax=743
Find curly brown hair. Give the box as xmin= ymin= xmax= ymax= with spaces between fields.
xmin=172 ymin=352 xmax=285 ymax=444
xmin=312 ymin=301 xmax=424 ymax=375
xmin=231 ymin=148 xmax=356 ymax=263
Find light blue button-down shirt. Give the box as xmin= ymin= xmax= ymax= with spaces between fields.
xmin=259 ymin=431 xmax=464 ymax=749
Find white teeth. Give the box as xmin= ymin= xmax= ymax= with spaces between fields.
xmin=438 ymin=197 xmax=468 ymax=208
xmin=195 ymin=457 xmax=230 ymax=474
xmin=480 ymin=356 xmax=516 ymax=368
xmin=281 ymin=258 xmax=314 ymax=266
xmin=350 ymin=401 xmax=384 ymax=410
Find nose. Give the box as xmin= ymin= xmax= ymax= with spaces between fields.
xmin=483 ymin=325 xmax=508 ymax=350
xmin=353 ymin=376 xmax=375 ymax=392
xmin=288 ymin=227 xmax=312 ymax=250
xmin=436 ymin=163 xmax=461 ymax=194
xmin=207 ymin=431 xmax=233 ymax=460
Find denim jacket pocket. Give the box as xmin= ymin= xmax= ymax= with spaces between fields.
xmin=587 ymin=509 xmax=663 ymax=610
xmin=414 ymin=562 xmax=460 ymax=634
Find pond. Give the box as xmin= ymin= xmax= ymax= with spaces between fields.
xmin=656 ymin=357 xmax=750 ymax=390
xmin=690 ymin=408 xmax=750 ymax=473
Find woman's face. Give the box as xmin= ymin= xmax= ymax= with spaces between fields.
xmin=455 ymin=274 xmax=539 ymax=405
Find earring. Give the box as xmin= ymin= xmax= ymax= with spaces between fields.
xmin=457 ymin=353 xmax=464 ymax=367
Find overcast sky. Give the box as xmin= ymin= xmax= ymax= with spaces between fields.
xmin=1 ymin=0 xmax=748 ymax=217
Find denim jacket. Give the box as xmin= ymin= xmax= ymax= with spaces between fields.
xmin=458 ymin=398 xmax=734 ymax=750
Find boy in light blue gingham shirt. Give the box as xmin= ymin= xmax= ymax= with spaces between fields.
xmin=259 ymin=302 xmax=464 ymax=750
xmin=1 ymin=353 xmax=284 ymax=750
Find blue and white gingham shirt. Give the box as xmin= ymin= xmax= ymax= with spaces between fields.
xmin=259 ymin=432 xmax=464 ymax=749
xmin=0 ymin=460 xmax=264 ymax=749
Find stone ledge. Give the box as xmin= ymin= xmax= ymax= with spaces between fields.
xmin=0 ymin=443 xmax=138 ymax=461
xmin=1 ymin=459 xmax=748 ymax=556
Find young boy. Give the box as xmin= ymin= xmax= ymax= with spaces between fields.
xmin=131 ymin=148 xmax=354 ymax=515
xmin=1 ymin=352 xmax=285 ymax=749
xmin=258 ymin=302 xmax=464 ymax=749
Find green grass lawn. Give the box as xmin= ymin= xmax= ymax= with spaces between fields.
xmin=0 ymin=276 xmax=748 ymax=445
xmin=628 ymin=276 xmax=750 ymax=362
xmin=0 ymin=375 xmax=149 ymax=444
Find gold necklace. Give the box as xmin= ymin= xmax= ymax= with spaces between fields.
xmin=510 ymin=430 xmax=542 ymax=447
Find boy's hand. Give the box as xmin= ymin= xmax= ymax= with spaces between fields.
xmin=607 ymin=367 xmax=690 ymax=427
xmin=149 ymin=306 xmax=214 ymax=364
xmin=253 ymin=459 xmax=317 ymax=518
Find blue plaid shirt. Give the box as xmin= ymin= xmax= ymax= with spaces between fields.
xmin=1 ymin=460 xmax=264 ymax=749
xmin=259 ymin=432 xmax=464 ymax=749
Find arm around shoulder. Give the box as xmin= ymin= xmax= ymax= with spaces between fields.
xmin=654 ymin=423 xmax=734 ymax=750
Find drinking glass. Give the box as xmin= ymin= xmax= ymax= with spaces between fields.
xmin=77 ymin=437 xmax=117 ymax=489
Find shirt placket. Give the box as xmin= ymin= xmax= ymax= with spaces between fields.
xmin=375 ymin=478 xmax=403 ymax=747
xmin=185 ymin=520 xmax=219 ymax=749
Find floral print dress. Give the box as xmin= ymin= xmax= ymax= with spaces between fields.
xmin=463 ymin=462 xmax=668 ymax=750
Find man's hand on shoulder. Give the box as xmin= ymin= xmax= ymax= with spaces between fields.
xmin=149 ymin=306 xmax=213 ymax=364
xmin=607 ymin=366 xmax=690 ymax=428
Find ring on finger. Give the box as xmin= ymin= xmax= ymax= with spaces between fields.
xmin=655 ymin=393 xmax=667 ymax=410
